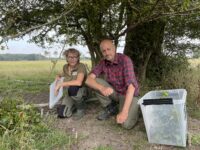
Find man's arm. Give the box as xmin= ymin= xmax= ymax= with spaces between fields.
xmin=86 ymin=73 xmax=113 ymax=96
xmin=85 ymin=73 xmax=102 ymax=91
xmin=117 ymin=83 xmax=135 ymax=124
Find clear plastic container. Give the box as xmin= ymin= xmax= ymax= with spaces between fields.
xmin=138 ymin=89 xmax=187 ymax=147
xmin=49 ymin=77 xmax=64 ymax=109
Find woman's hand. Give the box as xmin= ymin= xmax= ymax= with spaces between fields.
xmin=54 ymin=83 xmax=62 ymax=96
xmin=55 ymin=74 xmax=61 ymax=81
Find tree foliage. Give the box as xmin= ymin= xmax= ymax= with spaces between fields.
xmin=0 ymin=0 xmax=200 ymax=81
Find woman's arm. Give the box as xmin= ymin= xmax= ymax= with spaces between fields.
xmin=54 ymin=72 xmax=85 ymax=96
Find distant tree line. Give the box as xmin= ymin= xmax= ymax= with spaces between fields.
xmin=0 ymin=54 xmax=47 ymax=61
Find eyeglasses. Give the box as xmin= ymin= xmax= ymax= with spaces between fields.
xmin=67 ymin=56 xmax=78 ymax=60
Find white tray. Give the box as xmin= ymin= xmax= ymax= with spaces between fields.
xmin=49 ymin=77 xmax=64 ymax=109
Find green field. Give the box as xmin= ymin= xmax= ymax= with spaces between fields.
xmin=0 ymin=58 xmax=199 ymax=79
xmin=0 ymin=58 xmax=199 ymax=93
xmin=188 ymin=58 xmax=200 ymax=68
xmin=0 ymin=60 xmax=63 ymax=80
xmin=0 ymin=59 xmax=91 ymax=94
xmin=0 ymin=59 xmax=91 ymax=79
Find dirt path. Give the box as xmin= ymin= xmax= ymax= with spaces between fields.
xmin=24 ymin=92 xmax=200 ymax=150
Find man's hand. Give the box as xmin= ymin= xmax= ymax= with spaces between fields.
xmin=99 ymin=86 xmax=113 ymax=96
xmin=116 ymin=111 xmax=128 ymax=124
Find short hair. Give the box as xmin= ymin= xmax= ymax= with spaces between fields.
xmin=100 ymin=37 xmax=114 ymax=45
xmin=63 ymin=48 xmax=80 ymax=58
xmin=100 ymin=39 xmax=115 ymax=50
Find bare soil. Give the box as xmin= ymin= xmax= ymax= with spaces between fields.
xmin=24 ymin=92 xmax=200 ymax=150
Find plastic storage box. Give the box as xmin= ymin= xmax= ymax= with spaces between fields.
xmin=138 ymin=89 xmax=187 ymax=147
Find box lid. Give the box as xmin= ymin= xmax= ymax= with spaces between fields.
xmin=138 ymin=89 xmax=187 ymax=105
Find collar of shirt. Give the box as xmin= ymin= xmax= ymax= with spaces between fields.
xmin=105 ymin=53 xmax=119 ymax=66
xmin=67 ymin=63 xmax=79 ymax=71
xmin=65 ymin=63 xmax=79 ymax=76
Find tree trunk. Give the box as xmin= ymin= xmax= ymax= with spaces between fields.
xmin=85 ymin=39 xmax=102 ymax=68
xmin=124 ymin=20 xmax=166 ymax=84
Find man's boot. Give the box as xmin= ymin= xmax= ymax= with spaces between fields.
xmin=72 ymin=100 xmax=85 ymax=120
xmin=97 ymin=100 xmax=118 ymax=120
xmin=73 ymin=109 xmax=85 ymax=120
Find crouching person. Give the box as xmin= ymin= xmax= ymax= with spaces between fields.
xmin=85 ymin=39 xmax=139 ymax=129
xmin=54 ymin=48 xmax=87 ymax=120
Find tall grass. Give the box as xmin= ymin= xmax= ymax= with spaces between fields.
xmin=0 ymin=59 xmax=91 ymax=94
xmin=0 ymin=59 xmax=91 ymax=80
xmin=188 ymin=58 xmax=200 ymax=68
xmin=159 ymin=58 xmax=200 ymax=118
xmin=0 ymin=60 xmax=64 ymax=80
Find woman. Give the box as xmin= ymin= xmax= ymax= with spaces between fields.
xmin=55 ymin=48 xmax=87 ymax=120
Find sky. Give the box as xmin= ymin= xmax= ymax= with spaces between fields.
xmin=0 ymin=37 xmax=124 ymax=57
xmin=0 ymin=37 xmax=90 ymax=57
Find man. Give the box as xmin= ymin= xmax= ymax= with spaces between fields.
xmin=85 ymin=39 xmax=139 ymax=129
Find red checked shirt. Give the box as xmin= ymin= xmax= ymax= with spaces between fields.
xmin=91 ymin=53 xmax=139 ymax=96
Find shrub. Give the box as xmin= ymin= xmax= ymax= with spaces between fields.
xmin=0 ymin=97 xmax=41 ymax=136
xmin=0 ymin=97 xmax=72 ymax=149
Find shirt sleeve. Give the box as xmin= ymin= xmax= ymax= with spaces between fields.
xmin=77 ymin=63 xmax=87 ymax=76
xmin=90 ymin=60 xmax=104 ymax=77
xmin=62 ymin=64 xmax=67 ymax=76
xmin=123 ymin=56 xmax=139 ymax=93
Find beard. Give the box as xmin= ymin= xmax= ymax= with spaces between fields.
xmin=104 ymin=55 xmax=114 ymax=62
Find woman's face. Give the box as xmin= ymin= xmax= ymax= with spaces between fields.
xmin=66 ymin=52 xmax=79 ymax=67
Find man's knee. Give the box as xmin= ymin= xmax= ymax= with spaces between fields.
xmin=95 ymin=78 xmax=111 ymax=87
xmin=95 ymin=78 xmax=104 ymax=83
xmin=121 ymin=109 xmax=139 ymax=130
xmin=121 ymin=118 xmax=138 ymax=130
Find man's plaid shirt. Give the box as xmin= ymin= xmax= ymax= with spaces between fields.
xmin=91 ymin=53 xmax=139 ymax=96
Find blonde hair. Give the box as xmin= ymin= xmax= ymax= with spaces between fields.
xmin=63 ymin=48 xmax=80 ymax=63
xmin=63 ymin=48 xmax=80 ymax=58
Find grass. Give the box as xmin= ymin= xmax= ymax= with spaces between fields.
xmin=0 ymin=59 xmax=91 ymax=94
xmin=0 ymin=60 xmax=63 ymax=95
xmin=0 ymin=60 xmax=64 ymax=80
xmin=186 ymin=60 xmax=200 ymax=119
xmin=191 ymin=134 xmax=200 ymax=145
xmin=0 ymin=127 xmax=73 ymax=150
xmin=188 ymin=58 xmax=200 ymax=68
xmin=94 ymin=146 xmax=113 ymax=150
xmin=0 ymin=59 xmax=91 ymax=80
xmin=0 ymin=97 xmax=74 ymax=150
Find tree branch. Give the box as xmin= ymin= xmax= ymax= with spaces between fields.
xmin=117 ymin=4 xmax=200 ymax=38
xmin=3 ymin=1 xmax=78 ymax=41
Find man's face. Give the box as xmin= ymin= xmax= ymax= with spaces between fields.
xmin=100 ymin=41 xmax=116 ymax=62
